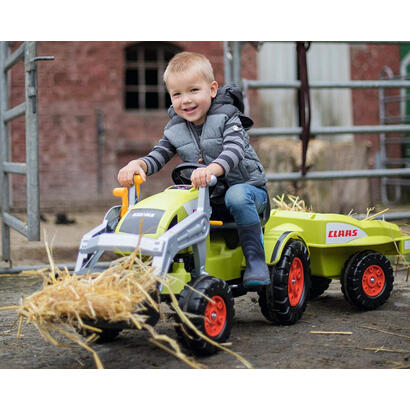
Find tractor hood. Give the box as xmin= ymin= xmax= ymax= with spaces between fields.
xmin=115 ymin=185 xmax=198 ymax=238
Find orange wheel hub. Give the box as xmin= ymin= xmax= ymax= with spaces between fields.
xmin=288 ymin=257 xmax=304 ymax=306
xmin=362 ymin=265 xmax=385 ymax=297
xmin=204 ymin=296 xmax=227 ymax=337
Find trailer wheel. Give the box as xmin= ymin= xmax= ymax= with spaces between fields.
xmin=309 ymin=276 xmax=332 ymax=299
xmin=175 ymin=275 xmax=234 ymax=356
xmin=259 ymin=240 xmax=311 ymax=325
xmin=341 ymin=251 xmax=394 ymax=310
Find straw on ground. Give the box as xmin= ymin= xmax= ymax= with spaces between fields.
xmin=1 ymin=243 xmax=252 ymax=369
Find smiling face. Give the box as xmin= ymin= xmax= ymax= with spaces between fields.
xmin=166 ymin=70 xmax=218 ymax=125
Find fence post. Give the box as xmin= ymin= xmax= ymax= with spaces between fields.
xmin=0 ymin=42 xmax=11 ymax=261
xmin=0 ymin=41 xmax=52 ymax=264
xmin=24 ymin=41 xmax=40 ymax=241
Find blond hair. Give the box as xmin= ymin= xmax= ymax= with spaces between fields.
xmin=163 ymin=51 xmax=215 ymax=86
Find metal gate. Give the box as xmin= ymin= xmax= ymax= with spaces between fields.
xmin=0 ymin=41 xmax=53 ymax=263
xmin=224 ymin=41 xmax=410 ymax=220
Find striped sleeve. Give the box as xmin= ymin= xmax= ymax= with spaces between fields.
xmin=139 ymin=136 xmax=177 ymax=176
xmin=211 ymin=114 xmax=245 ymax=175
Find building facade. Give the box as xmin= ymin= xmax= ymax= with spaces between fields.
xmin=6 ymin=41 xmax=408 ymax=210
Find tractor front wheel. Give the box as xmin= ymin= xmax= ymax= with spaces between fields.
xmin=259 ymin=240 xmax=311 ymax=325
xmin=341 ymin=251 xmax=394 ymax=310
xmin=175 ymin=275 xmax=234 ymax=356
xmin=80 ymin=327 xmax=122 ymax=343
xmin=94 ymin=328 xmax=122 ymax=343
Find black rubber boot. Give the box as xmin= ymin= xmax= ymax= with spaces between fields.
xmin=237 ymin=223 xmax=270 ymax=289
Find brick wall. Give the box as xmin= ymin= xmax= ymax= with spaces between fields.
xmin=350 ymin=43 xmax=402 ymax=161
xmin=350 ymin=43 xmax=402 ymax=202
xmin=7 ymin=41 xmax=257 ymax=210
xmin=6 ymin=42 xmax=403 ymax=210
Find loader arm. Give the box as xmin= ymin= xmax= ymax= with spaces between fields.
xmin=74 ymin=177 xmax=216 ymax=291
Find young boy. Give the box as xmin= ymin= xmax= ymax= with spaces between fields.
xmin=117 ymin=51 xmax=270 ymax=288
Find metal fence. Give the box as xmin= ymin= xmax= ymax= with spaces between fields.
xmin=378 ymin=66 xmax=410 ymax=204
xmin=224 ymin=41 xmax=410 ymax=220
xmin=0 ymin=41 xmax=53 ymax=263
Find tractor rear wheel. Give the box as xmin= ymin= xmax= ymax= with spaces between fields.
xmin=175 ymin=275 xmax=234 ymax=356
xmin=341 ymin=251 xmax=394 ymax=310
xmin=259 ymin=240 xmax=311 ymax=325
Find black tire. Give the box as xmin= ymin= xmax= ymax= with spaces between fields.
xmin=78 ymin=290 xmax=160 ymax=344
xmin=81 ymin=327 xmax=122 ymax=343
xmin=175 ymin=275 xmax=234 ymax=356
xmin=139 ymin=289 xmax=161 ymax=327
xmin=340 ymin=250 xmax=372 ymax=306
xmin=341 ymin=251 xmax=394 ymax=310
xmin=258 ymin=240 xmax=311 ymax=325
xmin=94 ymin=328 xmax=121 ymax=343
xmin=309 ymin=276 xmax=332 ymax=299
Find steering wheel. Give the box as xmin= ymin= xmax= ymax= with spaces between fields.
xmin=171 ymin=162 xmax=229 ymax=207
xmin=171 ymin=163 xmax=206 ymax=185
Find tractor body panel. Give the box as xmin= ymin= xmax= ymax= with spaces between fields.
xmin=115 ymin=186 xmax=198 ymax=238
xmin=205 ymin=236 xmax=244 ymax=281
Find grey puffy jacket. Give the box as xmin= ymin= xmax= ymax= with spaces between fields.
xmin=141 ymin=85 xmax=267 ymax=188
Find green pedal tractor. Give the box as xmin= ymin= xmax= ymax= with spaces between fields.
xmin=75 ymin=164 xmax=410 ymax=355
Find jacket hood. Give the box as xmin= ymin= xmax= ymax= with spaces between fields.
xmin=212 ymin=84 xmax=254 ymax=130
xmin=167 ymin=84 xmax=253 ymax=129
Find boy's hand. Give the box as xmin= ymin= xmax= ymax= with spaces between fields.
xmin=117 ymin=159 xmax=147 ymax=188
xmin=191 ymin=163 xmax=224 ymax=189
xmin=191 ymin=167 xmax=211 ymax=189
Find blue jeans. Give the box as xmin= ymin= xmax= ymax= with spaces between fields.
xmin=224 ymin=184 xmax=268 ymax=226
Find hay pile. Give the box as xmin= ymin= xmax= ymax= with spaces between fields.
xmin=273 ymin=194 xmax=312 ymax=212
xmin=1 ymin=246 xmax=252 ymax=369
xmin=18 ymin=251 xmax=158 ymax=330
xmin=272 ymin=194 xmax=392 ymax=222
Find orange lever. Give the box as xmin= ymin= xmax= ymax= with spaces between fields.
xmin=209 ymin=220 xmax=223 ymax=226
xmin=113 ymin=175 xmax=144 ymax=217
xmin=134 ymin=175 xmax=144 ymax=200
xmin=113 ymin=187 xmax=129 ymax=217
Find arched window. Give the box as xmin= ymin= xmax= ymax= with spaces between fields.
xmin=124 ymin=42 xmax=181 ymax=110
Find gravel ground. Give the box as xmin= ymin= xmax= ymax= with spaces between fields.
xmin=0 ymin=268 xmax=409 ymax=370
xmin=0 ymin=211 xmax=409 ymax=370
